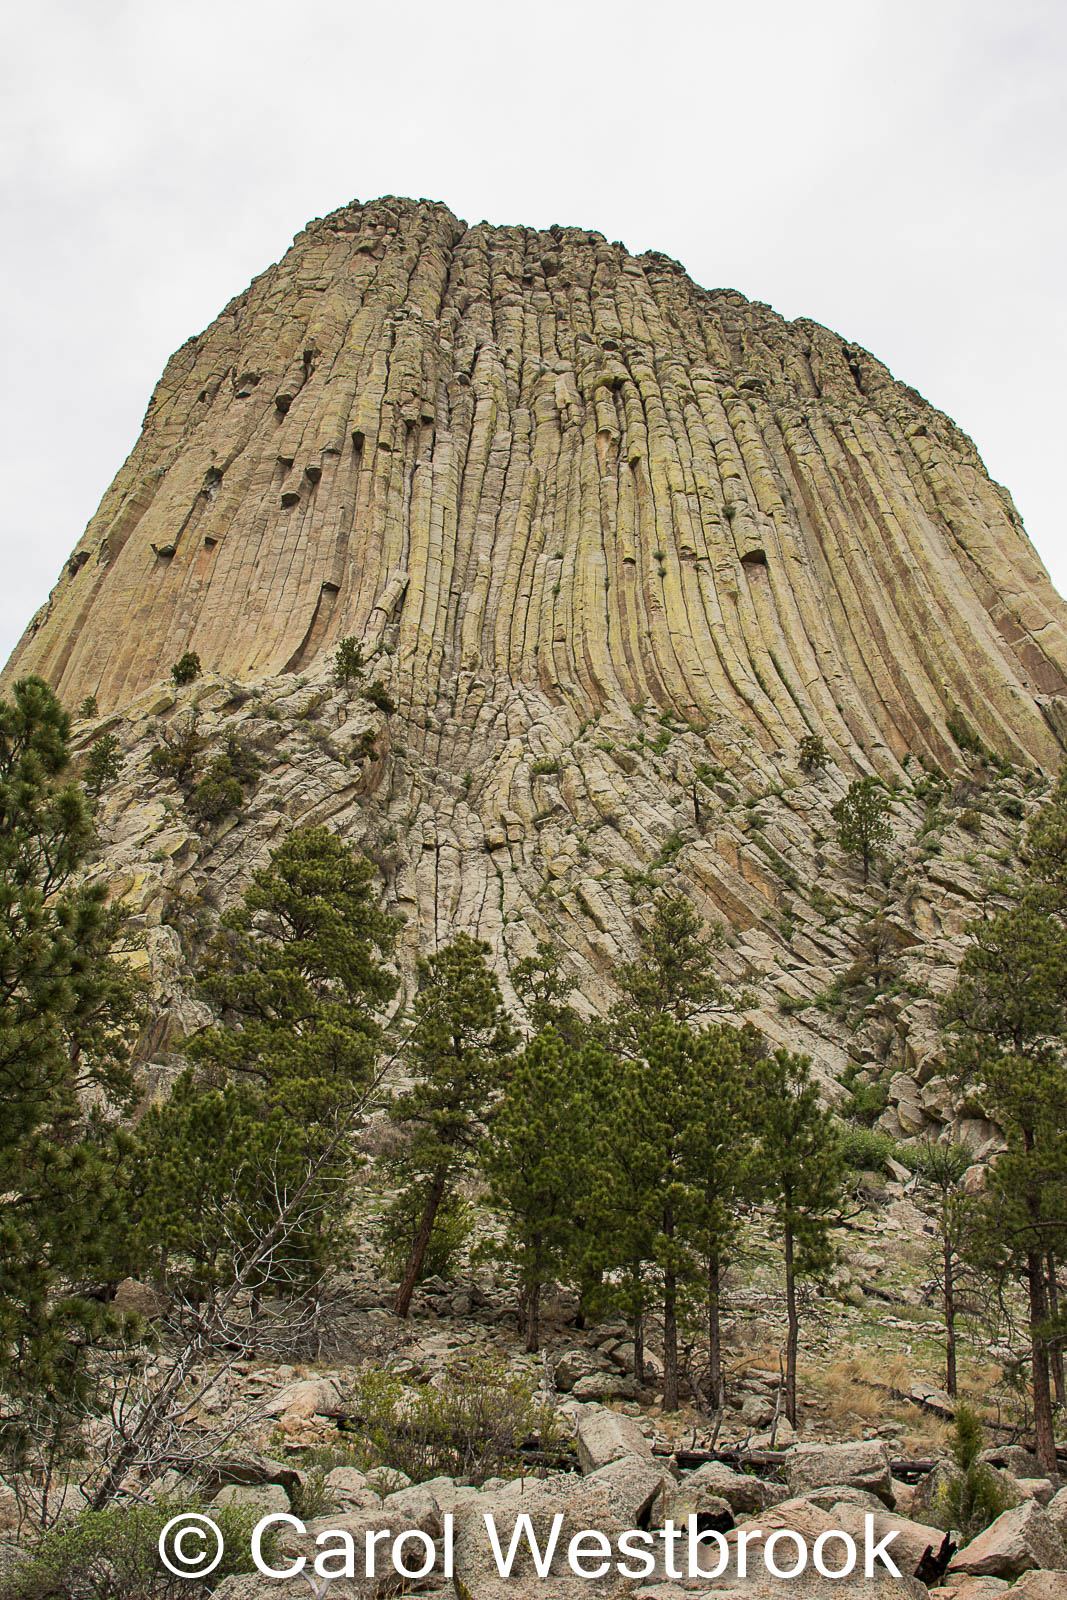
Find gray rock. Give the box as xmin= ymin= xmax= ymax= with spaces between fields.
xmin=1046 ymin=1485 xmax=1067 ymax=1538
xmin=450 ymin=1456 xmax=664 ymax=1600
xmin=213 ymin=1482 xmax=291 ymax=1516
xmin=681 ymin=1460 xmax=767 ymax=1516
xmin=1007 ymin=1574 xmax=1067 ymax=1598
xmin=785 ymin=1440 xmax=894 ymax=1507
xmin=263 ymin=1375 xmax=342 ymax=1420
xmin=949 ymin=1500 xmax=1067 ymax=1579
xmin=576 ymin=1407 xmax=653 ymax=1474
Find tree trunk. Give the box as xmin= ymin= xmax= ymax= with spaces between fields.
xmin=524 ymin=1279 xmax=542 ymax=1353
xmin=663 ymin=1266 xmax=679 ymax=1411
xmin=633 ymin=1307 xmax=645 ymax=1386
xmin=943 ymin=1235 xmax=957 ymax=1399
xmin=394 ymin=1168 xmax=448 ymax=1319
xmin=708 ymin=1250 xmax=723 ymax=1410
xmin=1047 ymin=1251 xmax=1065 ymax=1407
xmin=784 ymin=1222 xmax=799 ymax=1427
xmin=1027 ymin=1250 xmax=1057 ymax=1474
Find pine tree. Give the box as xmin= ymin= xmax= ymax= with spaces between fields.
xmin=187 ymin=826 xmax=400 ymax=1114
xmin=170 ymin=652 xmax=201 ymax=685
xmin=755 ymin=1049 xmax=845 ymax=1425
xmin=482 ymin=1028 xmax=597 ymax=1349
xmin=688 ymin=1023 xmax=766 ymax=1408
xmin=510 ymin=940 xmax=587 ymax=1045
xmin=135 ymin=827 xmax=401 ymax=1303
xmin=84 ymin=731 xmax=122 ymax=798
xmin=832 ymin=777 xmax=892 ymax=882
xmin=391 ymin=936 xmax=517 ymax=1317
xmin=581 ymin=1020 xmax=761 ymax=1411
xmin=0 ymin=678 xmax=144 ymax=1451
xmin=918 ymin=1142 xmax=976 ymax=1398
xmin=613 ymin=891 xmax=729 ymax=1035
xmin=943 ymin=901 xmax=1067 ymax=1473
xmin=333 ymin=636 xmax=364 ymax=687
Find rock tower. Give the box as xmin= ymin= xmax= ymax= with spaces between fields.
xmin=6 ymin=195 xmax=1067 ymax=1096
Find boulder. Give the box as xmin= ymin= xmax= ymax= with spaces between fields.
xmin=325 ymin=1466 xmax=380 ymax=1511
xmin=681 ymin=1459 xmax=767 ymax=1515
xmin=927 ymin=1581 xmax=1010 ymax=1598
xmin=450 ymin=1457 xmax=664 ymax=1600
xmin=785 ymin=1440 xmax=894 ymax=1506
xmin=827 ymin=1499 xmax=953 ymax=1580
xmin=658 ymin=1483 xmax=733 ymax=1528
xmin=1046 ymin=1486 xmax=1067 ymax=1538
xmin=914 ymin=1459 xmax=967 ymax=1524
xmin=1005 ymin=1574 xmax=1067 ymax=1597
xmin=570 ymin=1373 xmax=640 ymax=1402
xmin=576 ymin=1407 xmax=653 ymax=1474
xmin=723 ymin=1498 xmax=929 ymax=1594
xmin=264 ymin=1375 xmax=342 ymax=1420
xmin=949 ymin=1500 xmax=1067 ymax=1580
xmin=1014 ymin=1479 xmax=1057 ymax=1507
xmin=213 ymin=1482 xmax=290 ymax=1516
xmin=112 ymin=1277 xmax=168 ymax=1319
xmin=555 ymin=1349 xmax=599 ymax=1392
xmin=980 ymin=1448 xmax=1042 ymax=1480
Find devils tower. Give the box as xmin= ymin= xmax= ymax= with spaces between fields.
xmin=6 ymin=194 xmax=1067 ymax=1088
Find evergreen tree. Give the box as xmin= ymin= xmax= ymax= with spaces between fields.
xmin=613 ymin=891 xmax=728 ymax=1036
xmin=581 ymin=1020 xmax=762 ymax=1411
xmin=943 ymin=901 xmax=1067 ymax=1473
xmin=84 ymin=732 xmax=121 ymax=799
xmin=187 ymin=827 xmax=400 ymax=1114
xmin=918 ymin=1142 xmax=976 ymax=1398
xmin=391 ymin=936 xmax=517 ymax=1317
xmin=135 ymin=827 xmax=400 ymax=1304
xmin=755 ymin=1049 xmax=845 ymax=1425
xmin=333 ymin=636 xmax=364 ymax=687
xmin=510 ymin=940 xmax=587 ymax=1046
xmin=0 ymin=678 xmax=144 ymax=1454
xmin=798 ymin=734 xmax=829 ymax=773
xmin=832 ymin=777 xmax=892 ymax=882
xmin=170 ymin=652 xmax=201 ymax=686
xmin=688 ymin=1023 xmax=766 ymax=1408
xmin=482 ymin=1028 xmax=597 ymax=1349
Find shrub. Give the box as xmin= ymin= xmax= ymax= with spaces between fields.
xmin=77 ymin=695 xmax=98 ymax=720
xmin=363 ymin=680 xmax=396 ymax=715
xmin=351 ymin=730 xmax=379 ymax=762
xmin=798 ymin=734 xmax=829 ymax=772
xmin=170 ymin=653 xmax=201 ymax=686
xmin=946 ymin=710 xmax=990 ymax=761
xmin=837 ymin=1125 xmax=904 ymax=1173
xmin=333 ymin=636 xmax=364 ymax=686
xmin=188 ymin=758 xmax=244 ymax=824
xmin=149 ymin=727 xmax=206 ymax=786
xmin=346 ymin=1356 xmax=564 ymax=1485
xmin=530 ymin=758 xmax=561 ymax=777
xmin=932 ymin=1403 xmax=1015 ymax=1539
xmin=379 ymin=1181 xmax=471 ymax=1285
xmin=7 ymin=1497 xmax=273 ymax=1600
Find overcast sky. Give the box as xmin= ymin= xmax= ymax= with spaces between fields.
xmin=1 ymin=0 xmax=1064 ymax=668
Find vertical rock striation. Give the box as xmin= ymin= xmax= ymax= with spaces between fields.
xmin=8 ymin=195 xmax=1066 ymax=772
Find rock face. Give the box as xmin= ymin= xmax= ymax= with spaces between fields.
xmin=10 ymin=195 xmax=1067 ymax=757
xmin=6 ymin=194 xmax=1067 ymax=1072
